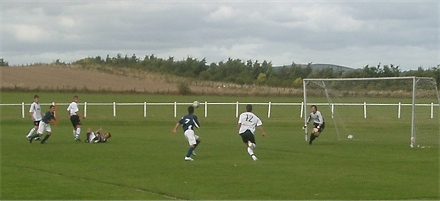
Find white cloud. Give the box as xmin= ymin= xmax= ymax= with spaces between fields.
xmin=1 ymin=1 xmax=438 ymax=70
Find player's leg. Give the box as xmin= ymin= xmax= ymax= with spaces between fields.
xmin=192 ymin=135 xmax=201 ymax=156
xmin=26 ymin=121 xmax=39 ymax=139
xmin=70 ymin=116 xmax=77 ymax=139
xmin=242 ymin=130 xmax=257 ymax=161
xmin=40 ymin=125 xmax=52 ymax=144
xmin=184 ymin=130 xmax=196 ymax=161
xmin=29 ymin=122 xmax=44 ymax=143
xmin=309 ymin=123 xmax=319 ymax=145
xmin=74 ymin=116 xmax=82 ymax=141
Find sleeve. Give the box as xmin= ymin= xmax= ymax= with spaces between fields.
xmin=178 ymin=117 xmax=184 ymax=124
xmin=66 ymin=104 xmax=70 ymax=111
xmin=29 ymin=103 xmax=35 ymax=113
xmin=238 ymin=114 xmax=243 ymax=124
xmin=256 ymin=115 xmax=263 ymax=126
xmin=318 ymin=111 xmax=324 ymax=124
xmin=194 ymin=116 xmax=200 ymax=128
xmin=306 ymin=114 xmax=311 ymax=124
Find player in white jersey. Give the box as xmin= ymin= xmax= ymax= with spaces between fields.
xmin=303 ymin=105 xmax=325 ymax=145
xmin=238 ymin=104 xmax=266 ymax=161
xmin=85 ymin=127 xmax=111 ymax=143
xmin=67 ymin=95 xmax=85 ymax=141
xmin=26 ymin=95 xmax=42 ymax=140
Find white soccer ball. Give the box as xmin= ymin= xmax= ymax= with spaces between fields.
xmin=347 ymin=135 xmax=354 ymax=140
xmin=192 ymin=101 xmax=200 ymax=108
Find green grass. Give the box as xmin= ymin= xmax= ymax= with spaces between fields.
xmin=1 ymin=92 xmax=439 ymax=200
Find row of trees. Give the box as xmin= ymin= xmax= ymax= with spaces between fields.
xmin=72 ymin=54 xmax=440 ymax=88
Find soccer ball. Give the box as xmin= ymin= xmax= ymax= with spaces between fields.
xmin=347 ymin=135 xmax=354 ymax=140
xmin=192 ymin=101 xmax=200 ymax=108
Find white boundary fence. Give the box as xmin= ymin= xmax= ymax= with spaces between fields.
xmin=1 ymin=102 xmax=438 ymax=119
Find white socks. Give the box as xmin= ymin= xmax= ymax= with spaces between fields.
xmin=75 ymin=128 xmax=81 ymax=138
xmin=27 ymin=128 xmax=36 ymax=137
xmin=247 ymin=147 xmax=254 ymax=156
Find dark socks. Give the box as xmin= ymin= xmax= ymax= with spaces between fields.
xmin=41 ymin=135 xmax=50 ymax=143
xmin=186 ymin=147 xmax=194 ymax=157
xmin=309 ymin=134 xmax=316 ymax=144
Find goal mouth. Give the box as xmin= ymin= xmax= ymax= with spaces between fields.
xmin=302 ymin=76 xmax=440 ymax=148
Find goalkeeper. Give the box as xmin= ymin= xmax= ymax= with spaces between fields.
xmin=303 ymin=105 xmax=325 ymax=145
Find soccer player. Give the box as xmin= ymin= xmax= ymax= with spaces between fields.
xmin=172 ymin=106 xmax=201 ymax=161
xmin=238 ymin=104 xmax=266 ymax=161
xmin=303 ymin=105 xmax=325 ymax=145
xmin=67 ymin=95 xmax=85 ymax=141
xmin=28 ymin=105 xmax=58 ymax=144
xmin=85 ymin=127 xmax=111 ymax=143
xmin=26 ymin=95 xmax=42 ymax=141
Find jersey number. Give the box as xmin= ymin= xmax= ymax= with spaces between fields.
xmin=245 ymin=114 xmax=253 ymax=122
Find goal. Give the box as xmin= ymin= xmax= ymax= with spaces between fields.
xmin=302 ymin=76 xmax=440 ymax=148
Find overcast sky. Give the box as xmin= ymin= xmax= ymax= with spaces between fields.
xmin=1 ymin=0 xmax=439 ymax=70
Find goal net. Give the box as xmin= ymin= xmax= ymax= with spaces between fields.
xmin=302 ymin=77 xmax=440 ymax=148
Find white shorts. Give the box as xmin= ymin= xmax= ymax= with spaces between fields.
xmin=184 ymin=130 xmax=199 ymax=146
xmin=88 ymin=132 xmax=96 ymax=142
xmin=37 ymin=121 xmax=51 ymax=134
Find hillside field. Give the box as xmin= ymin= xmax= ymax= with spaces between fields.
xmin=0 ymin=92 xmax=439 ymax=200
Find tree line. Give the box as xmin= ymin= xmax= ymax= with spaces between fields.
xmin=4 ymin=54 xmax=440 ymax=89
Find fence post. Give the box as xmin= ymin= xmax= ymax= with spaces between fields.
xmin=144 ymin=102 xmax=147 ymax=117
xmin=268 ymin=102 xmax=271 ymax=118
xmin=235 ymin=102 xmax=239 ymax=118
xmin=431 ymin=102 xmax=434 ymax=119
xmin=331 ymin=104 xmax=334 ymax=119
xmin=363 ymin=102 xmax=367 ymax=119
xmin=22 ymin=102 xmax=25 ymax=118
xmin=113 ymin=102 xmax=116 ymax=117
xmin=398 ymin=102 xmax=401 ymax=119
xmin=300 ymin=102 xmax=304 ymax=118
xmin=174 ymin=102 xmax=177 ymax=118
xmin=84 ymin=102 xmax=87 ymax=117
xmin=204 ymin=101 xmax=208 ymax=117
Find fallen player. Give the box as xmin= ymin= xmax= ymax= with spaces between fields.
xmin=85 ymin=127 xmax=111 ymax=143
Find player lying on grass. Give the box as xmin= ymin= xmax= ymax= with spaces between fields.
xmin=85 ymin=127 xmax=111 ymax=143
xmin=172 ymin=106 xmax=201 ymax=161
xmin=28 ymin=105 xmax=58 ymax=144
xmin=303 ymin=105 xmax=325 ymax=145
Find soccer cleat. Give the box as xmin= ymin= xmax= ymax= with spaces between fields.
xmin=184 ymin=157 xmax=194 ymax=161
xmin=29 ymin=137 xmax=33 ymax=143
xmin=252 ymin=155 xmax=258 ymax=161
xmin=40 ymin=141 xmax=46 ymax=144
xmin=192 ymin=150 xmax=196 ymax=156
xmin=34 ymin=137 xmax=41 ymax=141
xmin=85 ymin=139 xmax=89 ymax=143
xmin=75 ymin=138 xmax=81 ymax=142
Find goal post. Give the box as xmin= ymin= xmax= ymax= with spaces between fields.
xmin=302 ymin=76 xmax=440 ymax=148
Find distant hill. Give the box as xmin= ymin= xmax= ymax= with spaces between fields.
xmin=274 ymin=63 xmax=356 ymax=72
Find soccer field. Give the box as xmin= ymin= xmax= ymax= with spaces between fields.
xmin=1 ymin=92 xmax=439 ymax=200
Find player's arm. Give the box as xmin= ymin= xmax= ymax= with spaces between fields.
xmin=172 ymin=122 xmax=181 ymax=133
xmin=256 ymin=118 xmax=266 ymax=137
xmin=75 ymin=111 xmax=85 ymax=119
xmin=317 ymin=111 xmax=324 ymax=128
xmin=29 ymin=104 xmax=35 ymax=121
xmin=95 ymin=127 xmax=103 ymax=134
xmin=303 ymin=114 xmax=311 ymax=129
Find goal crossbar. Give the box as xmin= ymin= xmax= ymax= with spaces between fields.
xmin=303 ymin=76 xmax=432 ymax=82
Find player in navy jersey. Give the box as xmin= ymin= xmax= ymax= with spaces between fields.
xmin=28 ymin=105 xmax=58 ymax=144
xmin=172 ymin=106 xmax=201 ymax=161
xmin=303 ymin=105 xmax=325 ymax=145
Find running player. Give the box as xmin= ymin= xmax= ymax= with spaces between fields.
xmin=238 ymin=104 xmax=266 ymax=161
xmin=67 ymin=95 xmax=85 ymax=141
xmin=26 ymin=95 xmax=42 ymax=141
xmin=172 ymin=106 xmax=201 ymax=161
xmin=28 ymin=105 xmax=58 ymax=144
xmin=303 ymin=105 xmax=325 ymax=145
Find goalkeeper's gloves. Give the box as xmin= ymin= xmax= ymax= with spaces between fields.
xmin=302 ymin=124 xmax=307 ymax=130
xmin=317 ymin=125 xmax=320 ymax=129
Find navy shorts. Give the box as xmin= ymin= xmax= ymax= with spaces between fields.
xmin=70 ymin=115 xmax=82 ymax=128
xmin=33 ymin=121 xmax=40 ymax=126
xmin=239 ymin=130 xmax=256 ymax=144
